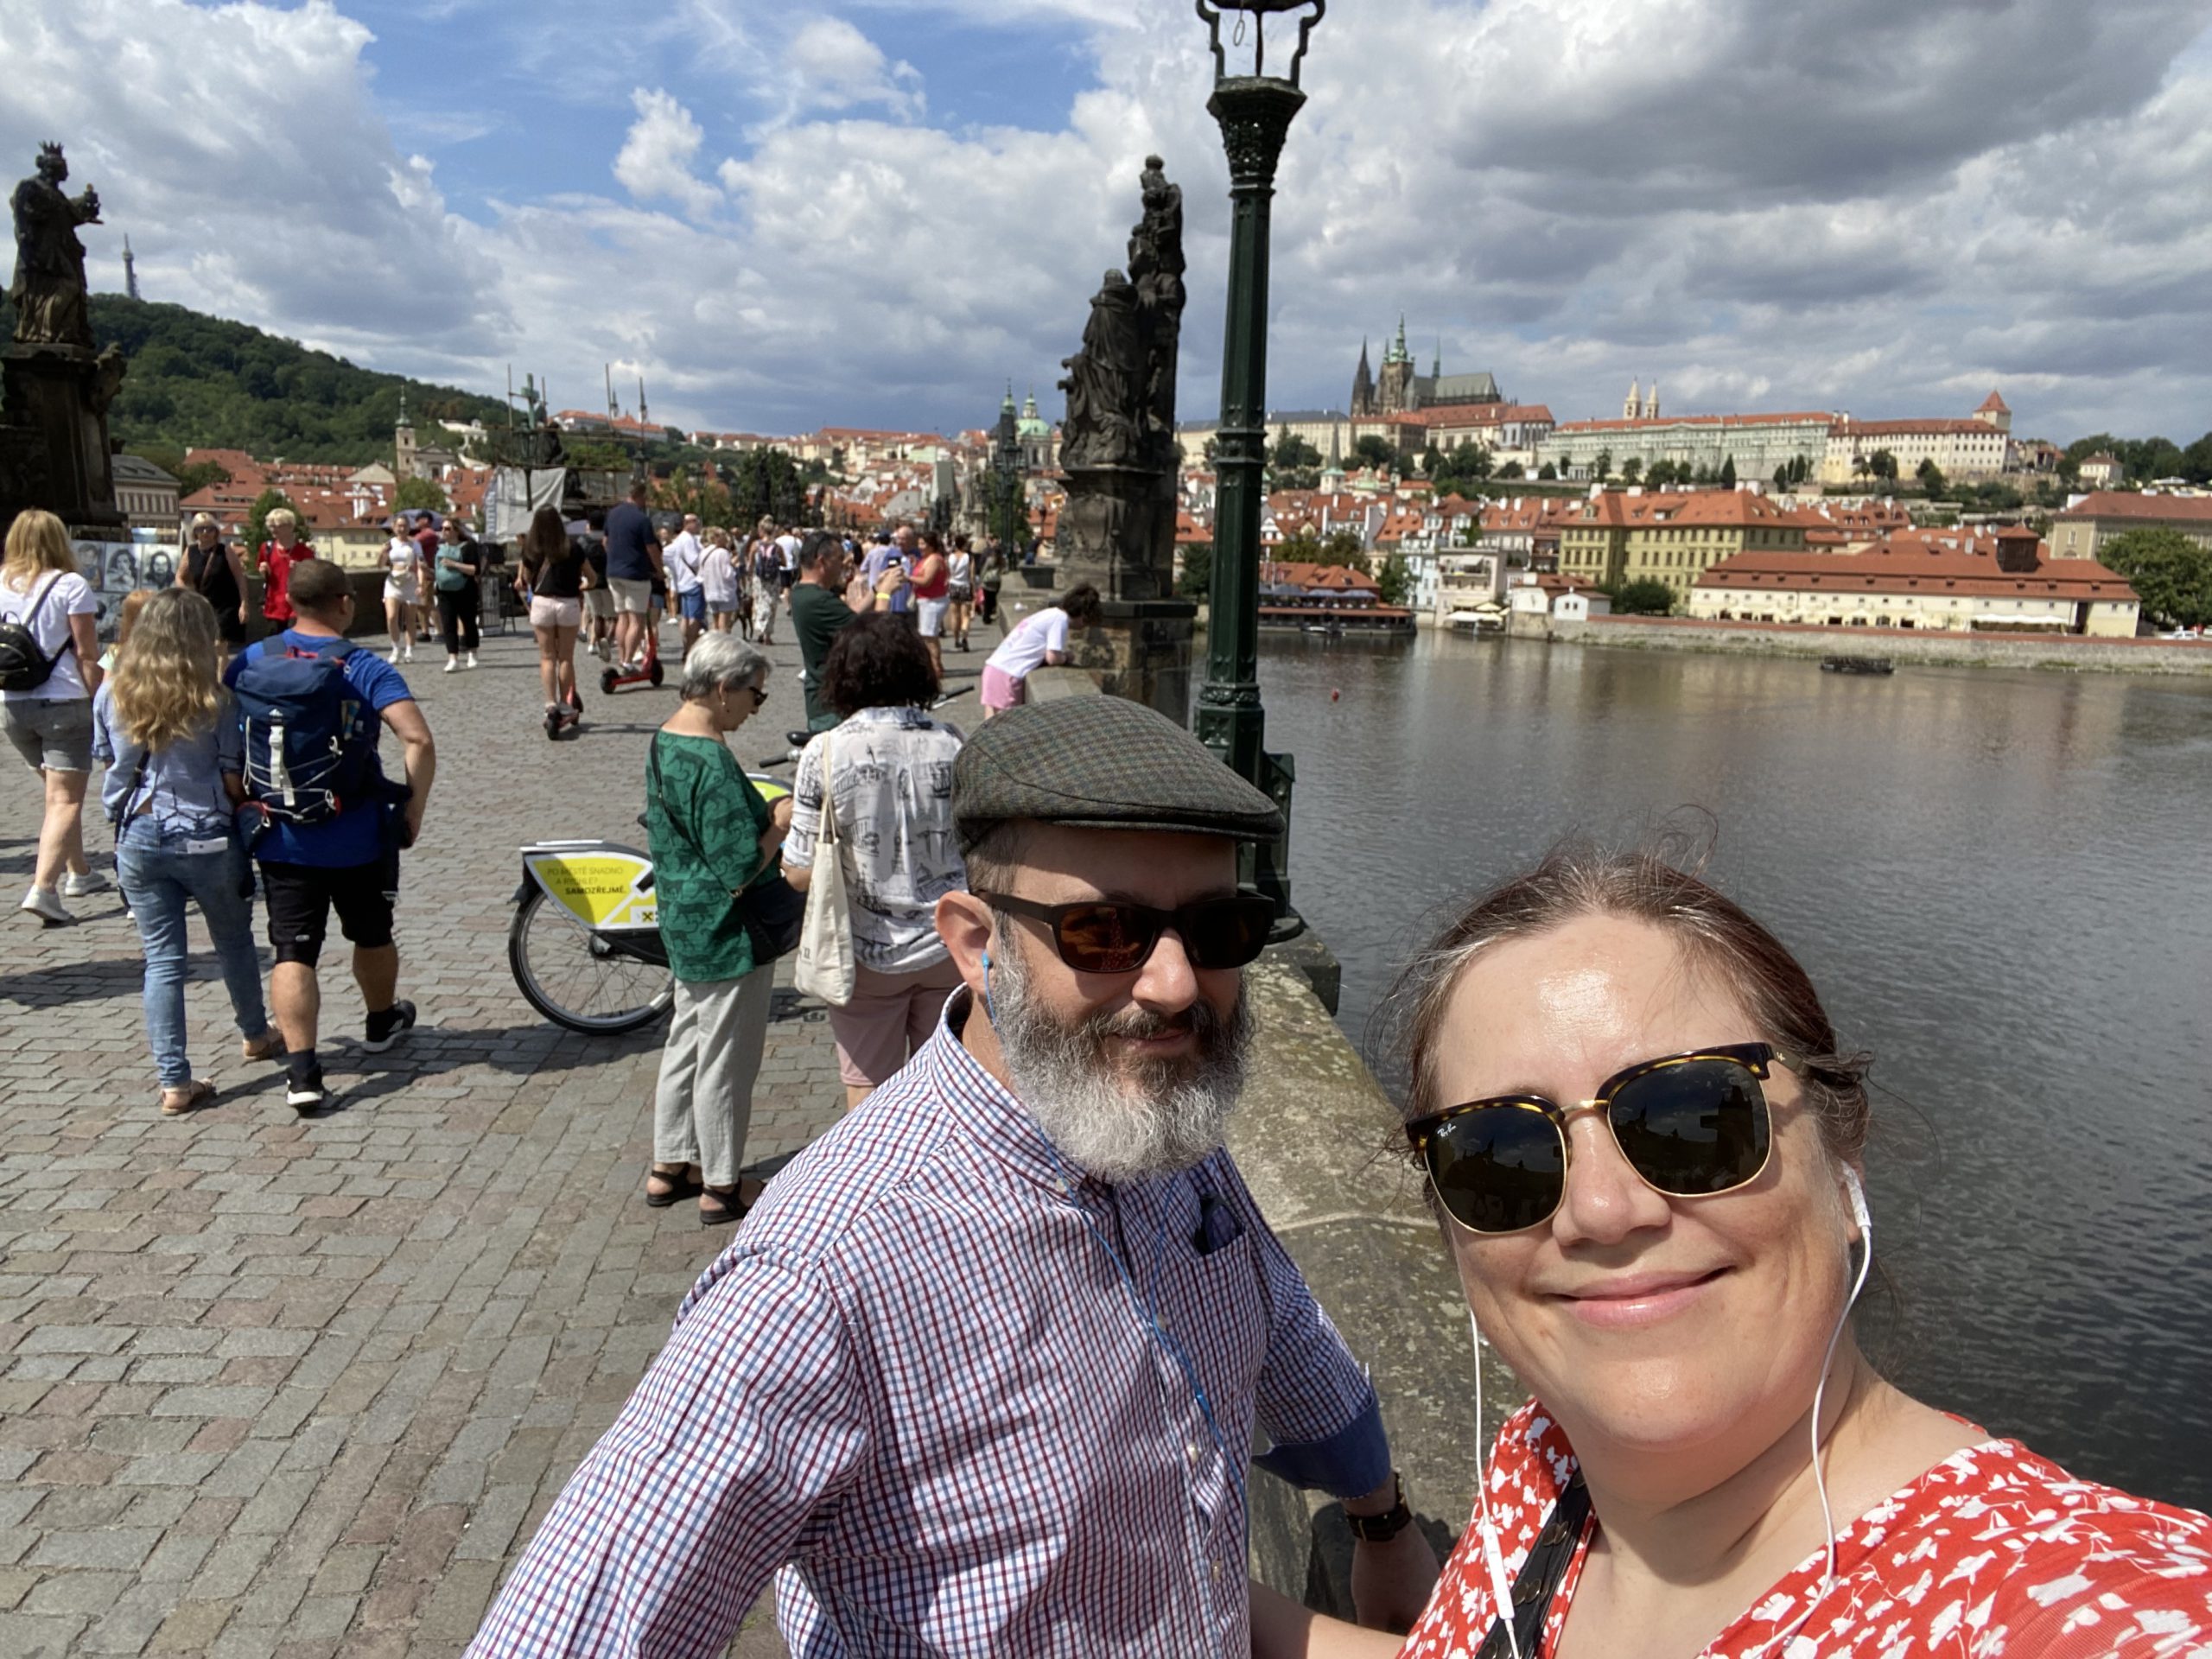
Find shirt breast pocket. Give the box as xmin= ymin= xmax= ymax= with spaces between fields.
xmin=1168 ymin=1226 xmax=1268 ymax=1414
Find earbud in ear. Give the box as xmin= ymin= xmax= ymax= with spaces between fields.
xmin=1843 ymin=1166 xmax=1872 ymax=1244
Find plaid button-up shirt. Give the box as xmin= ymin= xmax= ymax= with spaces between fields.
xmin=468 ymin=991 xmax=1389 ymax=1656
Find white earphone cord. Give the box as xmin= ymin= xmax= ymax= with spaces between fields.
xmin=1465 ymin=1173 xmax=1872 ymax=1659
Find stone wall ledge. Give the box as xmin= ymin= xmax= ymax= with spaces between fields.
xmin=1236 ymin=953 xmax=1516 ymax=1614
xmin=1552 ymin=613 xmax=2212 ymax=675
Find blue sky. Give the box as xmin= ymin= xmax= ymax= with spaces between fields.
xmin=5 ymin=0 xmax=2211 ymax=445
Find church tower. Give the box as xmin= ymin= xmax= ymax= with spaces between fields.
xmin=394 ymin=389 xmax=418 ymax=480
xmin=1624 ymin=378 xmax=1641 ymax=421
xmin=1351 ymin=339 xmax=1375 ymax=419
xmin=1643 ymin=381 xmax=1660 ymax=420
xmin=1378 ymin=316 xmax=1416 ymax=416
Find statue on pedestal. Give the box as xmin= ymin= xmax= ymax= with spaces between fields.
xmin=2 ymin=142 xmax=125 ymax=534
xmin=10 ymin=144 xmax=102 ymax=350
xmin=1058 ymin=271 xmax=1144 ymax=471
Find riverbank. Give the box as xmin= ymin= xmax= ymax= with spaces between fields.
xmin=1549 ymin=613 xmax=2212 ymax=674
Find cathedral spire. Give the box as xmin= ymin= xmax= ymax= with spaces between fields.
xmin=1433 ymin=337 xmax=1442 ymax=379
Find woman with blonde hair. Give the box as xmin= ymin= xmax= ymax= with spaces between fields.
xmin=3 ymin=507 xmax=105 ymax=924
xmin=257 ymin=507 xmax=314 ymax=631
xmin=92 ymin=588 xmax=280 ymax=1115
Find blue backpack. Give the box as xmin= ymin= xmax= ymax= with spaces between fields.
xmin=232 ymin=638 xmax=378 ymax=824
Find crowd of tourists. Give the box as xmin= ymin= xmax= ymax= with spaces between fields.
xmin=5 ymin=506 xmax=435 ymax=1114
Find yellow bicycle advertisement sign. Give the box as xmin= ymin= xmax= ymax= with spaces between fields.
xmin=524 ymin=849 xmax=658 ymax=931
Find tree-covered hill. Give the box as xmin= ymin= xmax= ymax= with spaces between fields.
xmin=0 ymin=292 xmax=509 ymax=464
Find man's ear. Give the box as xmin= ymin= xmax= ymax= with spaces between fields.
xmin=936 ymin=891 xmax=995 ymax=1001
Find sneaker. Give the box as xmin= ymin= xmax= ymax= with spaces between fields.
xmin=285 ymin=1065 xmax=331 ymax=1115
xmin=362 ymin=1000 xmax=416 ymax=1053
xmin=387 ymin=645 xmax=401 ymax=663
xmin=402 ymin=647 xmax=414 ymax=663
xmin=62 ymin=870 xmax=111 ymax=898
xmin=18 ymin=887 xmax=71 ymax=926
xmin=467 ymin=652 xmax=479 ymax=669
xmin=444 ymin=657 xmax=459 ymax=673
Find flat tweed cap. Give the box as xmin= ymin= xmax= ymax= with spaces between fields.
xmin=954 ymin=696 xmax=1284 ymax=852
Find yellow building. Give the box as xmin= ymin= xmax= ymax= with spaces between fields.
xmin=1558 ymin=489 xmax=1817 ymax=601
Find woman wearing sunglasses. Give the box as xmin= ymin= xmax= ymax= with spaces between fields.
xmin=643 ymin=633 xmax=791 ymax=1226
xmin=1257 ymin=847 xmax=2209 ymax=1658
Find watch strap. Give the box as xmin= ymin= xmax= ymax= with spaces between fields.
xmin=1344 ymin=1472 xmax=1414 ymax=1543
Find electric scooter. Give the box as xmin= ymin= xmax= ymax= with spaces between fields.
xmin=601 ymin=615 xmax=664 ymax=696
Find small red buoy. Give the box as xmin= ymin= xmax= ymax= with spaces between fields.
xmin=1331 ymin=688 xmax=1341 ymax=702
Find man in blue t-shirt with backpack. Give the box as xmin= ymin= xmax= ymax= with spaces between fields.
xmin=224 ymin=559 xmax=437 ymax=1112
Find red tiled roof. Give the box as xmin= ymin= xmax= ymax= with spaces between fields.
xmin=2054 ymin=492 xmax=2212 ymax=523
xmin=1833 ymin=419 xmax=2005 ymax=438
xmin=1977 ymin=391 xmax=2011 ymax=414
xmin=1696 ymin=543 xmax=2135 ymax=601
xmin=1420 ymin=404 xmax=1555 ymax=429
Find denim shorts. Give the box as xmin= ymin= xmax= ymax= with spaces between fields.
xmin=3 ymin=696 xmax=94 ymax=773
xmin=679 ymin=588 xmax=708 ymax=623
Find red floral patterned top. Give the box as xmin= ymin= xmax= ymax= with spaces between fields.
xmin=1402 ymin=1402 xmax=2212 ymax=1658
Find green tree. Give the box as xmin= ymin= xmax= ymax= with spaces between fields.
xmin=1867 ymin=449 xmax=1898 ymax=482
xmin=2182 ymin=432 xmax=2212 ymax=486
xmin=1773 ymin=464 xmax=1790 ymax=488
xmin=1916 ymin=457 xmax=1947 ymax=499
xmin=1176 ymin=542 xmax=1213 ymax=601
xmin=1275 ymin=532 xmax=1324 ymax=565
xmin=1376 ymin=553 xmax=1412 ymax=607
xmin=1274 ymin=430 xmax=1325 ymax=472
xmin=1537 ymin=461 xmax=1558 ymax=480
xmin=1497 ymin=458 xmax=1525 ymax=480
xmin=1610 ymin=577 xmax=1676 ymax=616
xmin=1321 ymin=528 xmax=1370 ymax=573
xmin=2097 ymin=527 xmax=2212 ymax=628
xmin=393 ymin=475 xmax=448 ymax=513
xmin=1420 ymin=444 xmax=1445 ymax=479
xmin=1719 ymin=454 xmax=1738 ymax=488
xmin=1351 ymin=435 xmax=1399 ymax=474
xmin=1591 ymin=449 xmax=1612 ymax=481
xmin=1621 ymin=457 xmax=1643 ymax=485
xmin=244 ymin=488 xmax=301 ymax=563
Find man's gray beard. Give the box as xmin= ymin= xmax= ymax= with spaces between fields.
xmin=990 ymin=938 xmax=1253 ymax=1185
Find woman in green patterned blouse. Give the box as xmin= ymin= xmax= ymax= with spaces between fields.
xmin=644 ymin=633 xmax=791 ymax=1225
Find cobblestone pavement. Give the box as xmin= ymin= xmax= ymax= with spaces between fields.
xmin=0 ymin=610 xmax=994 ymax=1656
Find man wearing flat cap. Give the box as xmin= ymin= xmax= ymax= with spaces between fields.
xmin=473 ymin=698 xmax=1440 ymax=1657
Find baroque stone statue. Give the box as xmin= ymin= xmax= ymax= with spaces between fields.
xmin=10 ymin=144 xmax=102 ymax=350
xmin=1057 ymin=156 xmax=1186 ymax=474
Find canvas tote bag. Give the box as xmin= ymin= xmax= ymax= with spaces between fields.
xmin=792 ymin=732 xmax=857 ymax=1005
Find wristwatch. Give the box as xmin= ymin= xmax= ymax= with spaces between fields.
xmin=1344 ymin=1472 xmax=1414 ymax=1543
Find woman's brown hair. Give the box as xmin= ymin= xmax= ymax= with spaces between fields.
xmin=1384 ymin=842 xmax=1872 ymax=1166
xmin=111 ymin=589 xmax=221 ymax=753
xmin=524 ymin=506 xmax=568 ymax=569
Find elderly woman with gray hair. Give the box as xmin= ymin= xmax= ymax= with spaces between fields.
xmin=643 ymin=632 xmax=792 ymax=1225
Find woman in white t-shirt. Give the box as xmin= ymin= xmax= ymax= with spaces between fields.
xmin=979 ymin=582 xmax=1099 ymax=716
xmin=383 ymin=522 xmax=422 ymax=663
xmin=944 ymin=536 xmax=976 ymax=653
xmin=2 ymin=510 xmax=106 ymax=925
xmin=700 ymin=528 xmax=741 ymax=633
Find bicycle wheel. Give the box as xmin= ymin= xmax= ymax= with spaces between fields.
xmin=508 ymin=888 xmax=673 ymax=1033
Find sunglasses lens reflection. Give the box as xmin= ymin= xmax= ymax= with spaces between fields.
xmin=1611 ymin=1061 xmax=1769 ymax=1197
xmin=1430 ymin=1107 xmax=1566 ymax=1234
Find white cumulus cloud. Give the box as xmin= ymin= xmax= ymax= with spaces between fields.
xmin=613 ymin=88 xmax=726 ymax=220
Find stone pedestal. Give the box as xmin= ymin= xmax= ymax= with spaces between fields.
xmin=1052 ymin=465 xmax=1177 ymax=602
xmin=0 ymin=344 xmax=124 ymax=534
xmin=1069 ymin=596 xmax=1198 ymax=727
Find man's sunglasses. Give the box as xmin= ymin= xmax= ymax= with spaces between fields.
xmin=975 ymin=891 xmax=1275 ymax=975
xmin=1406 ymin=1043 xmax=1780 ymax=1235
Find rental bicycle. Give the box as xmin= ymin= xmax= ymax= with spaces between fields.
xmin=508 ymin=775 xmax=791 ymax=1034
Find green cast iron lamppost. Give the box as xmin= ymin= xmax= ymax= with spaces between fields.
xmin=1192 ymin=0 xmax=1321 ymax=923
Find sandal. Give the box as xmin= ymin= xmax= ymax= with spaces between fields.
xmin=159 ymin=1079 xmax=217 ymax=1117
xmin=645 ymin=1166 xmax=702 ymax=1208
xmin=240 ymin=1031 xmax=285 ymax=1062
xmin=699 ymin=1185 xmax=747 ymax=1227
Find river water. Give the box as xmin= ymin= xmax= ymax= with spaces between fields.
xmin=1260 ymin=630 xmax=2212 ymax=1514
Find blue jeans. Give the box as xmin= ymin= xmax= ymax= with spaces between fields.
xmin=116 ymin=814 xmax=270 ymax=1087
